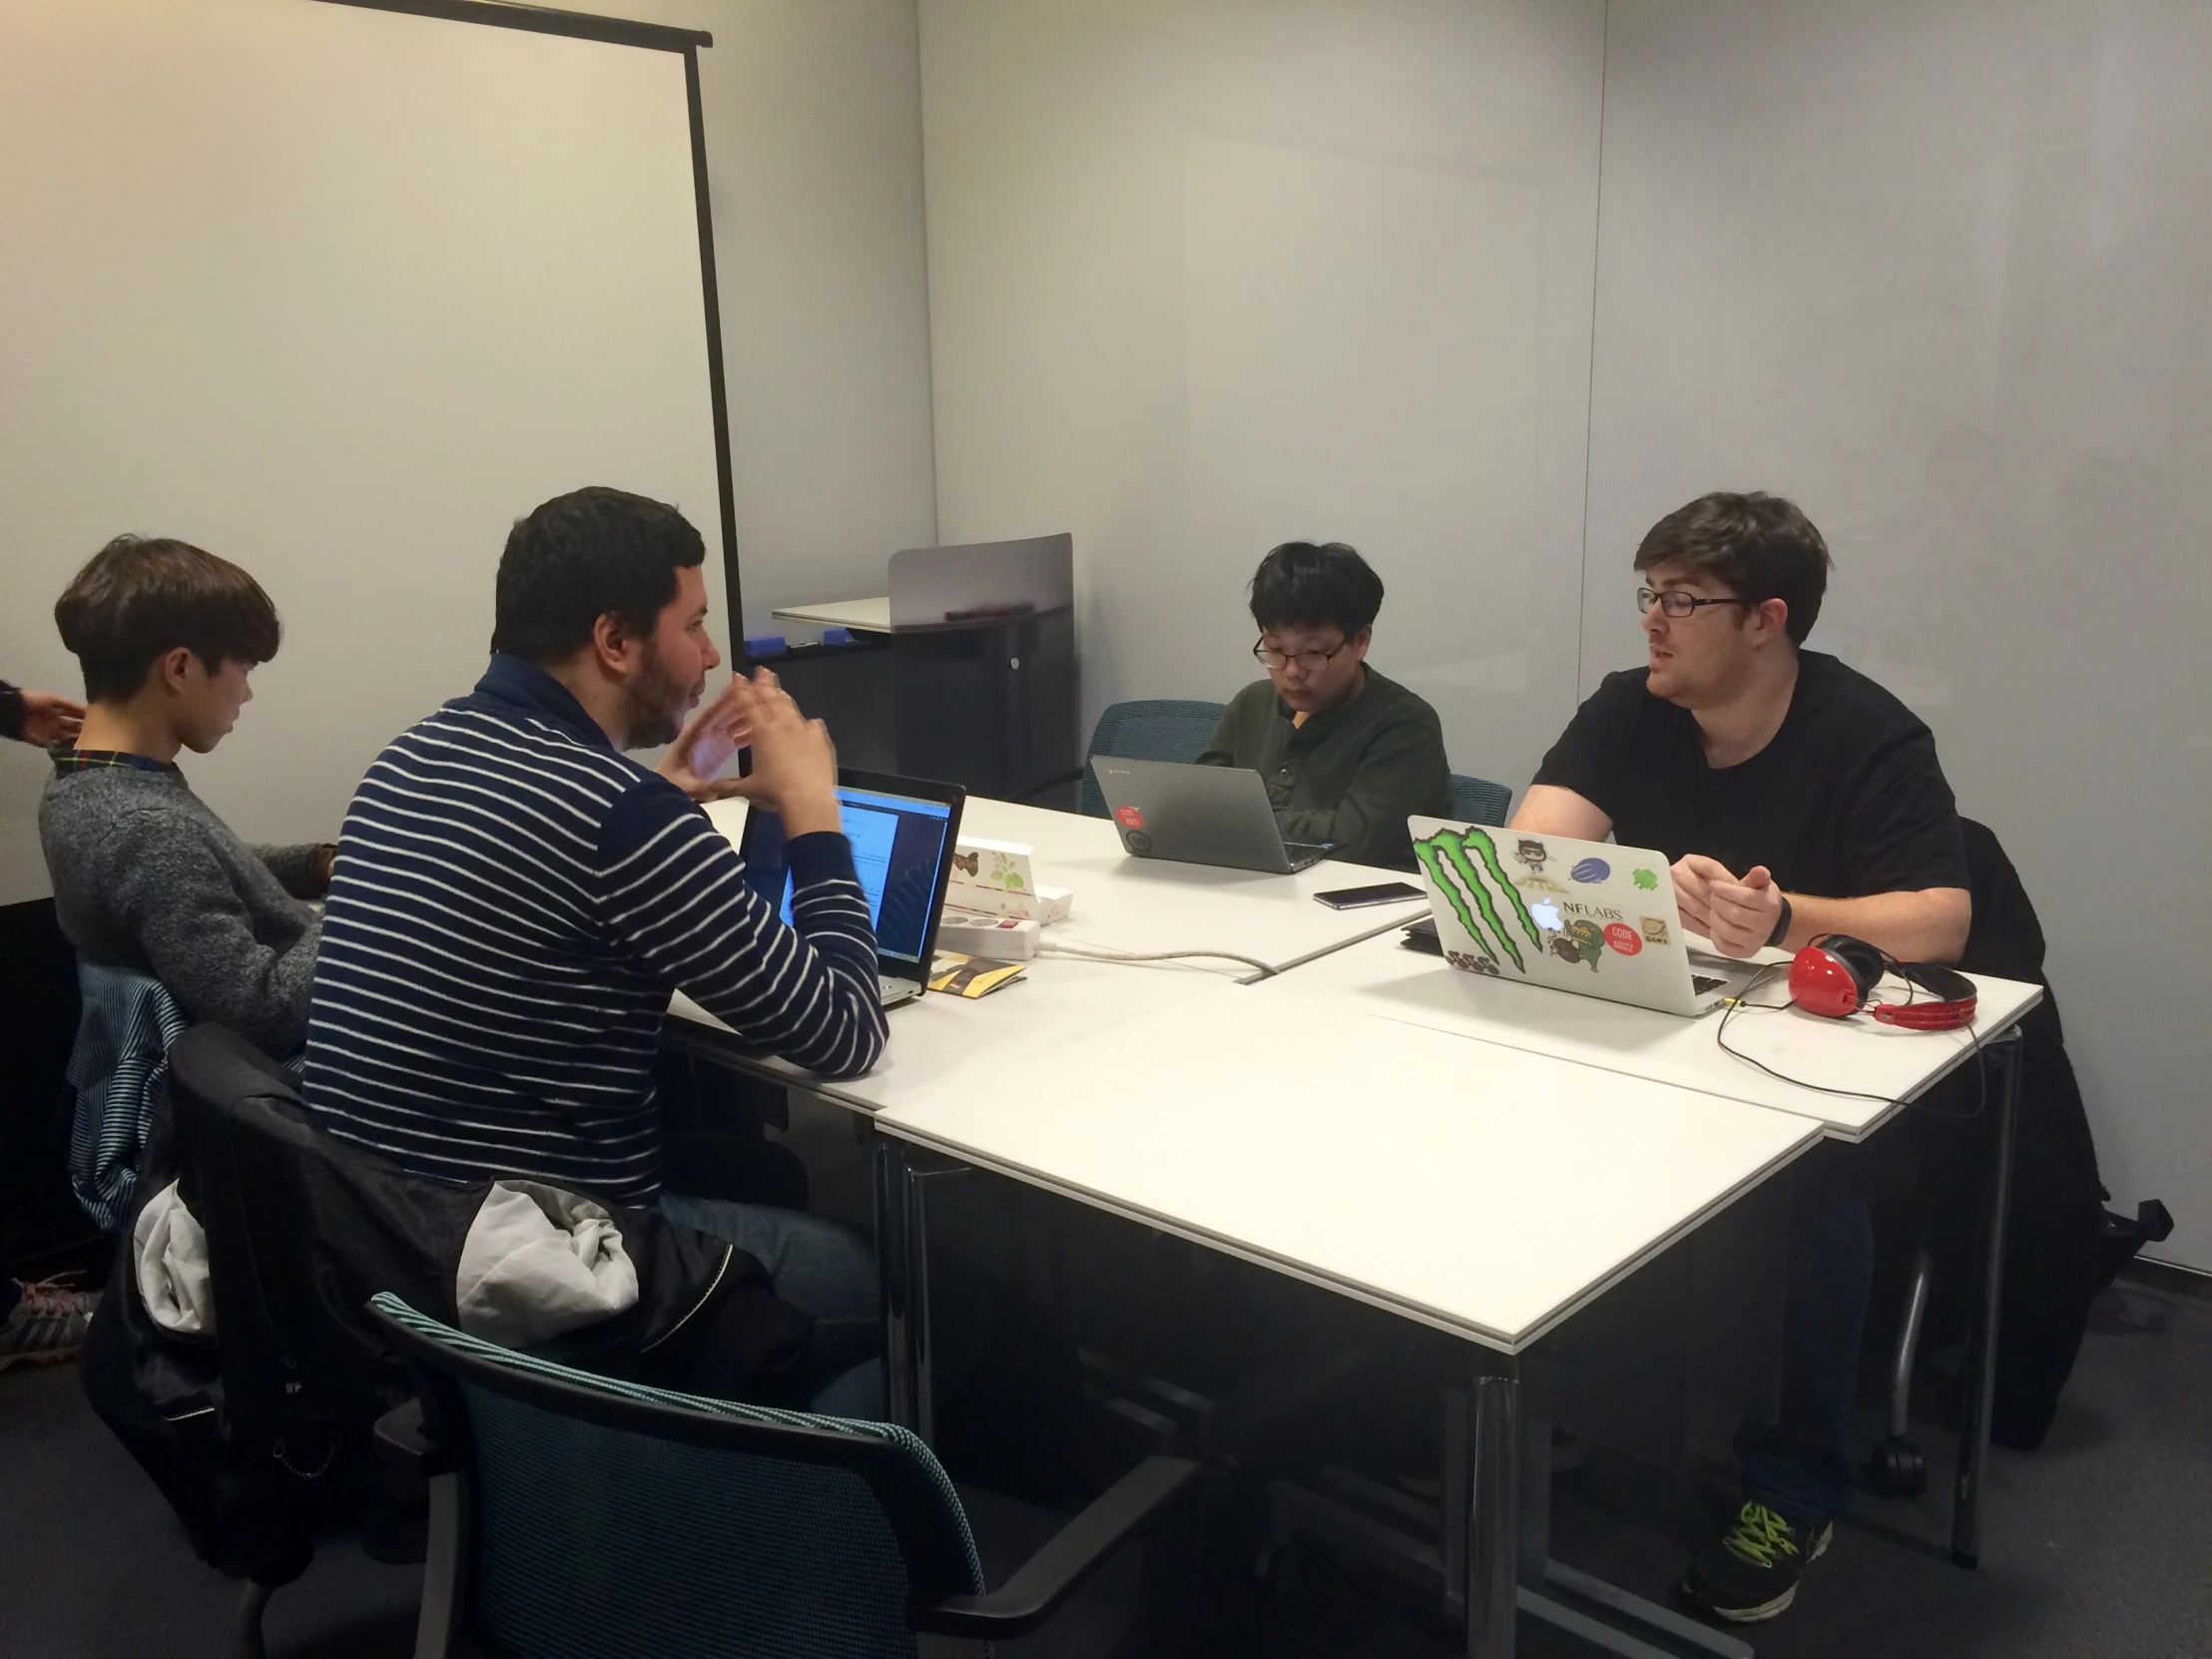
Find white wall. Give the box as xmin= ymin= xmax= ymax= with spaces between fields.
xmin=918 ymin=0 xmax=1606 ymax=795
xmin=1 ymin=0 xmax=938 ymax=903
xmin=609 ymin=0 xmax=938 ymax=637
xmin=1587 ymin=0 xmax=2212 ymax=1266
xmin=1 ymin=0 xmax=722 ymax=902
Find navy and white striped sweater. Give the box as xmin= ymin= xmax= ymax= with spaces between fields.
xmin=302 ymin=655 xmax=885 ymax=1204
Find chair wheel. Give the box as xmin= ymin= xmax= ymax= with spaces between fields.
xmin=1869 ymin=1436 xmax=1928 ymax=1497
xmin=1255 ymin=1540 xmax=1302 ymax=1599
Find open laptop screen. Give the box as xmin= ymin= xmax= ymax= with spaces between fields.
xmin=742 ymin=782 xmax=957 ymax=966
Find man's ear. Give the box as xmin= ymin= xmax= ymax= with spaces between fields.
xmin=1350 ymin=625 xmax=1375 ymax=660
xmin=1751 ymin=598 xmax=1790 ymax=643
xmin=588 ymin=611 xmax=643 ymax=677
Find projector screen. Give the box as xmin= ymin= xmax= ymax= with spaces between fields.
xmin=0 ymin=0 xmax=733 ymax=904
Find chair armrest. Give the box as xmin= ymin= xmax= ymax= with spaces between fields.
xmin=911 ymin=1454 xmax=1200 ymax=1639
xmin=373 ymin=1397 xmax=448 ymax=1471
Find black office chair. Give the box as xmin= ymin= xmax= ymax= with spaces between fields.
xmin=369 ymin=1292 xmax=1203 ymax=1658
xmin=1076 ymin=700 xmax=1227 ymax=818
xmin=1445 ymin=772 xmax=1512 ymax=827
xmin=78 ymin=1023 xmax=425 ymax=1659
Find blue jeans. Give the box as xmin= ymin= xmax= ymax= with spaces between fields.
xmin=656 ymin=1192 xmax=884 ymax=1418
xmin=1735 ymin=1144 xmax=1876 ymax=1523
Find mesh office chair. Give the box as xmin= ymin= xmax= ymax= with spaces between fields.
xmin=1076 ymin=701 xmax=1226 ymax=818
xmin=1445 ymin=773 xmax=1512 ymax=828
xmin=368 ymin=1293 xmax=1202 ymax=1659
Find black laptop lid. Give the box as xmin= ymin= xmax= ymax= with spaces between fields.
xmin=737 ymin=770 xmax=967 ymax=985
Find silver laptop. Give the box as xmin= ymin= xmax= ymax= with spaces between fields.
xmin=1090 ymin=756 xmax=1334 ymax=874
xmin=739 ymin=770 xmax=967 ymax=1008
xmin=1407 ymin=816 xmax=1762 ymax=1016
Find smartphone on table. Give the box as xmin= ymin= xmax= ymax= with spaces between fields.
xmin=1313 ymin=881 xmax=1424 ymax=910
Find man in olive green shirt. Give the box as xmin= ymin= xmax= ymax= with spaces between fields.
xmin=1197 ymin=541 xmax=1450 ymax=870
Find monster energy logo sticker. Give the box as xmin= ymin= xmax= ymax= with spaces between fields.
xmin=1413 ymin=824 xmax=1542 ymax=975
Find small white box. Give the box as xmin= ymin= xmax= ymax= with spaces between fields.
xmin=946 ymin=837 xmax=1071 ymax=922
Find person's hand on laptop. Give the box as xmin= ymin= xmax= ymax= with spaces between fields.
xmin=1674 ymin=853 xmax=1786 ymax=957
xmin=713 ymin=669 xmax=842 ymax=837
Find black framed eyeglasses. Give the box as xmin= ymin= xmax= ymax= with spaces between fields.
xmin=1253 ymin=636 xmax=1350 ymax=674
xmin=1636 ymin=586 xmax=1754 ymax=619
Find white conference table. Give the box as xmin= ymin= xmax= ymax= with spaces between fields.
xmin=1252 ymin=923 xmax=2044 ymax=1141
xmin=665 ymin=798 xmax=1429 ymax=1111
xmin=873 ymin=993 xmax=1820 ymax=1357
xmin=662 ymin=795 xmax=2035 ymax=1657
xmin=868 ymin=991 xmax=1820 ymax=1659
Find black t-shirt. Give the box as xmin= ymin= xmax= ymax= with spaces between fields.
xmin=1530 ymin=651 xmax=1967 ymax=899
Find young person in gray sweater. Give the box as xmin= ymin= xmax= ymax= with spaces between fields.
xmin=38 ymin=536 xmax=333 ymax=1061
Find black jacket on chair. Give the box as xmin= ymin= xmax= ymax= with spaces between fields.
xmin=1936 ymin=820 xmax=2168 ymax=1448
xmin=80 ymin=1024 xmax=815 ymax=1587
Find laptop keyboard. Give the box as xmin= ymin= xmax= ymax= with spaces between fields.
xmin=1692 ymin=973 xmax=1727 ymax=996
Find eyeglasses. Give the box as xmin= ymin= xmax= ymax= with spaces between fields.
xmin=1636 ymin=586 xmax=1754 ymax=619
xmin=1253 ymin=636 xmax=1350 ymax=674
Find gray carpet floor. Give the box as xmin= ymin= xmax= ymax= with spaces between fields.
xmin=3 ymin=1271 xmax=2205 ymax=1658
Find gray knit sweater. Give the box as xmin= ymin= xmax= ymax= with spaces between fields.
xmin=40 ymin=764 xmax=324 ymax=1057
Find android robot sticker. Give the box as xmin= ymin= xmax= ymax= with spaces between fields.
xmin=1413 ymin=825 xmax=1544 ymax=975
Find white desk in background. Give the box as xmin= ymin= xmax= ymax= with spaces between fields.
xmin=770 ymin=596 xmax=892 ymax=634
xmin=870 ymin=992 xmax=1822 ymax=1659
xmin=664 ymin=798 xmax=1427 ymax=1110
xmin=1249 ymin=923 xmax=2043 ymax=1575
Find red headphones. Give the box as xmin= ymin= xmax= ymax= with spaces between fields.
xmin=1788 ymin=934 xmax=1978 ymax=1031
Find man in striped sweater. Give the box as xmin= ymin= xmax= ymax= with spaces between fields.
xmin=304 ymin=487 xmax=887 ymax=1405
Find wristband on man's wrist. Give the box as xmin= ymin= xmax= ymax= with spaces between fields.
xmin=1766 ymin=893 xmax=1794 ymax=950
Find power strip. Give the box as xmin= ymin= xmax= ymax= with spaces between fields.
xmin=936 ymin=911 xmax=1042 ymax=960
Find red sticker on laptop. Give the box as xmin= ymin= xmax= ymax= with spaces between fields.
xmin=1115 ymin=806 xmax=1145 ymax=830
xmin=1604 ymin=921 xmax=1642 ymax=956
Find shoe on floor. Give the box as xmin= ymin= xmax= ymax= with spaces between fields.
xmin=1681 ymin=1498 xmax=1833 ymax=1623
xmin=0 ymin=1276 xmax=101 ymax=1373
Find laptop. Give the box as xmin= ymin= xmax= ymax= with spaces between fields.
xmin=739 ymin=770 xmax=967 ymax=1008
xmin=1089 ymin=756 xmax=1334 ymax=874
xmin=1405 ymin=816 xmax=1763 ymax=1017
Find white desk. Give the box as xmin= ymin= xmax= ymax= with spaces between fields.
xmin=874 ymin=992 xmax=1820 ymax=1355
xmin=871 ymin=991 xmax=1821 ymax=1659
xmin=770 ymin=596 xmax=892 ymax=634
xmin=770 ymin=597 xmax=888 ymax=637
xmin=955 ymin=798 xmax=1430 ymax=977
xmin=1251 ymin=925 xmax=2043 ymax=1141
xmin=665 ymin=798 xmax=1418 ymax=1110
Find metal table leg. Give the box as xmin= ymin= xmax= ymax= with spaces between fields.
xmin=1466 ymin=1369 xmax=1520 ymax=1659
xmin=870 ymin=1132 xmax=933 ymax=1438
xmin=1951 ymin=1024 xmax=2023 ymax=1568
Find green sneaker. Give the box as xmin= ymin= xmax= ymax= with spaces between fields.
xmin=1681 ymin=1499 xmax=1833 ymax=1623
xmin=0 ymin=1277 xmax=99 ymax=1374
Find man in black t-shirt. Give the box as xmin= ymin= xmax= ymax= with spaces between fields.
xmin=1515 ymin=492 xmax=1970 ymax=1625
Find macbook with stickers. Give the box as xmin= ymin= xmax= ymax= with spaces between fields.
xmin=1090 ymin=756 xmax=1334 ymax=873
xmin=739 ymin=770 xmax=966 ymax=1008
xmin=1405 ymin=816 xmax=1762 ymax=1017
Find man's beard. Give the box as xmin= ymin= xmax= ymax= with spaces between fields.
xmin=619 ymin=642 xmax=697 ymax=751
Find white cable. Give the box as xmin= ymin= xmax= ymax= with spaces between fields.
xmin=1037 ymin=939 xmax=1280 ymax=979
